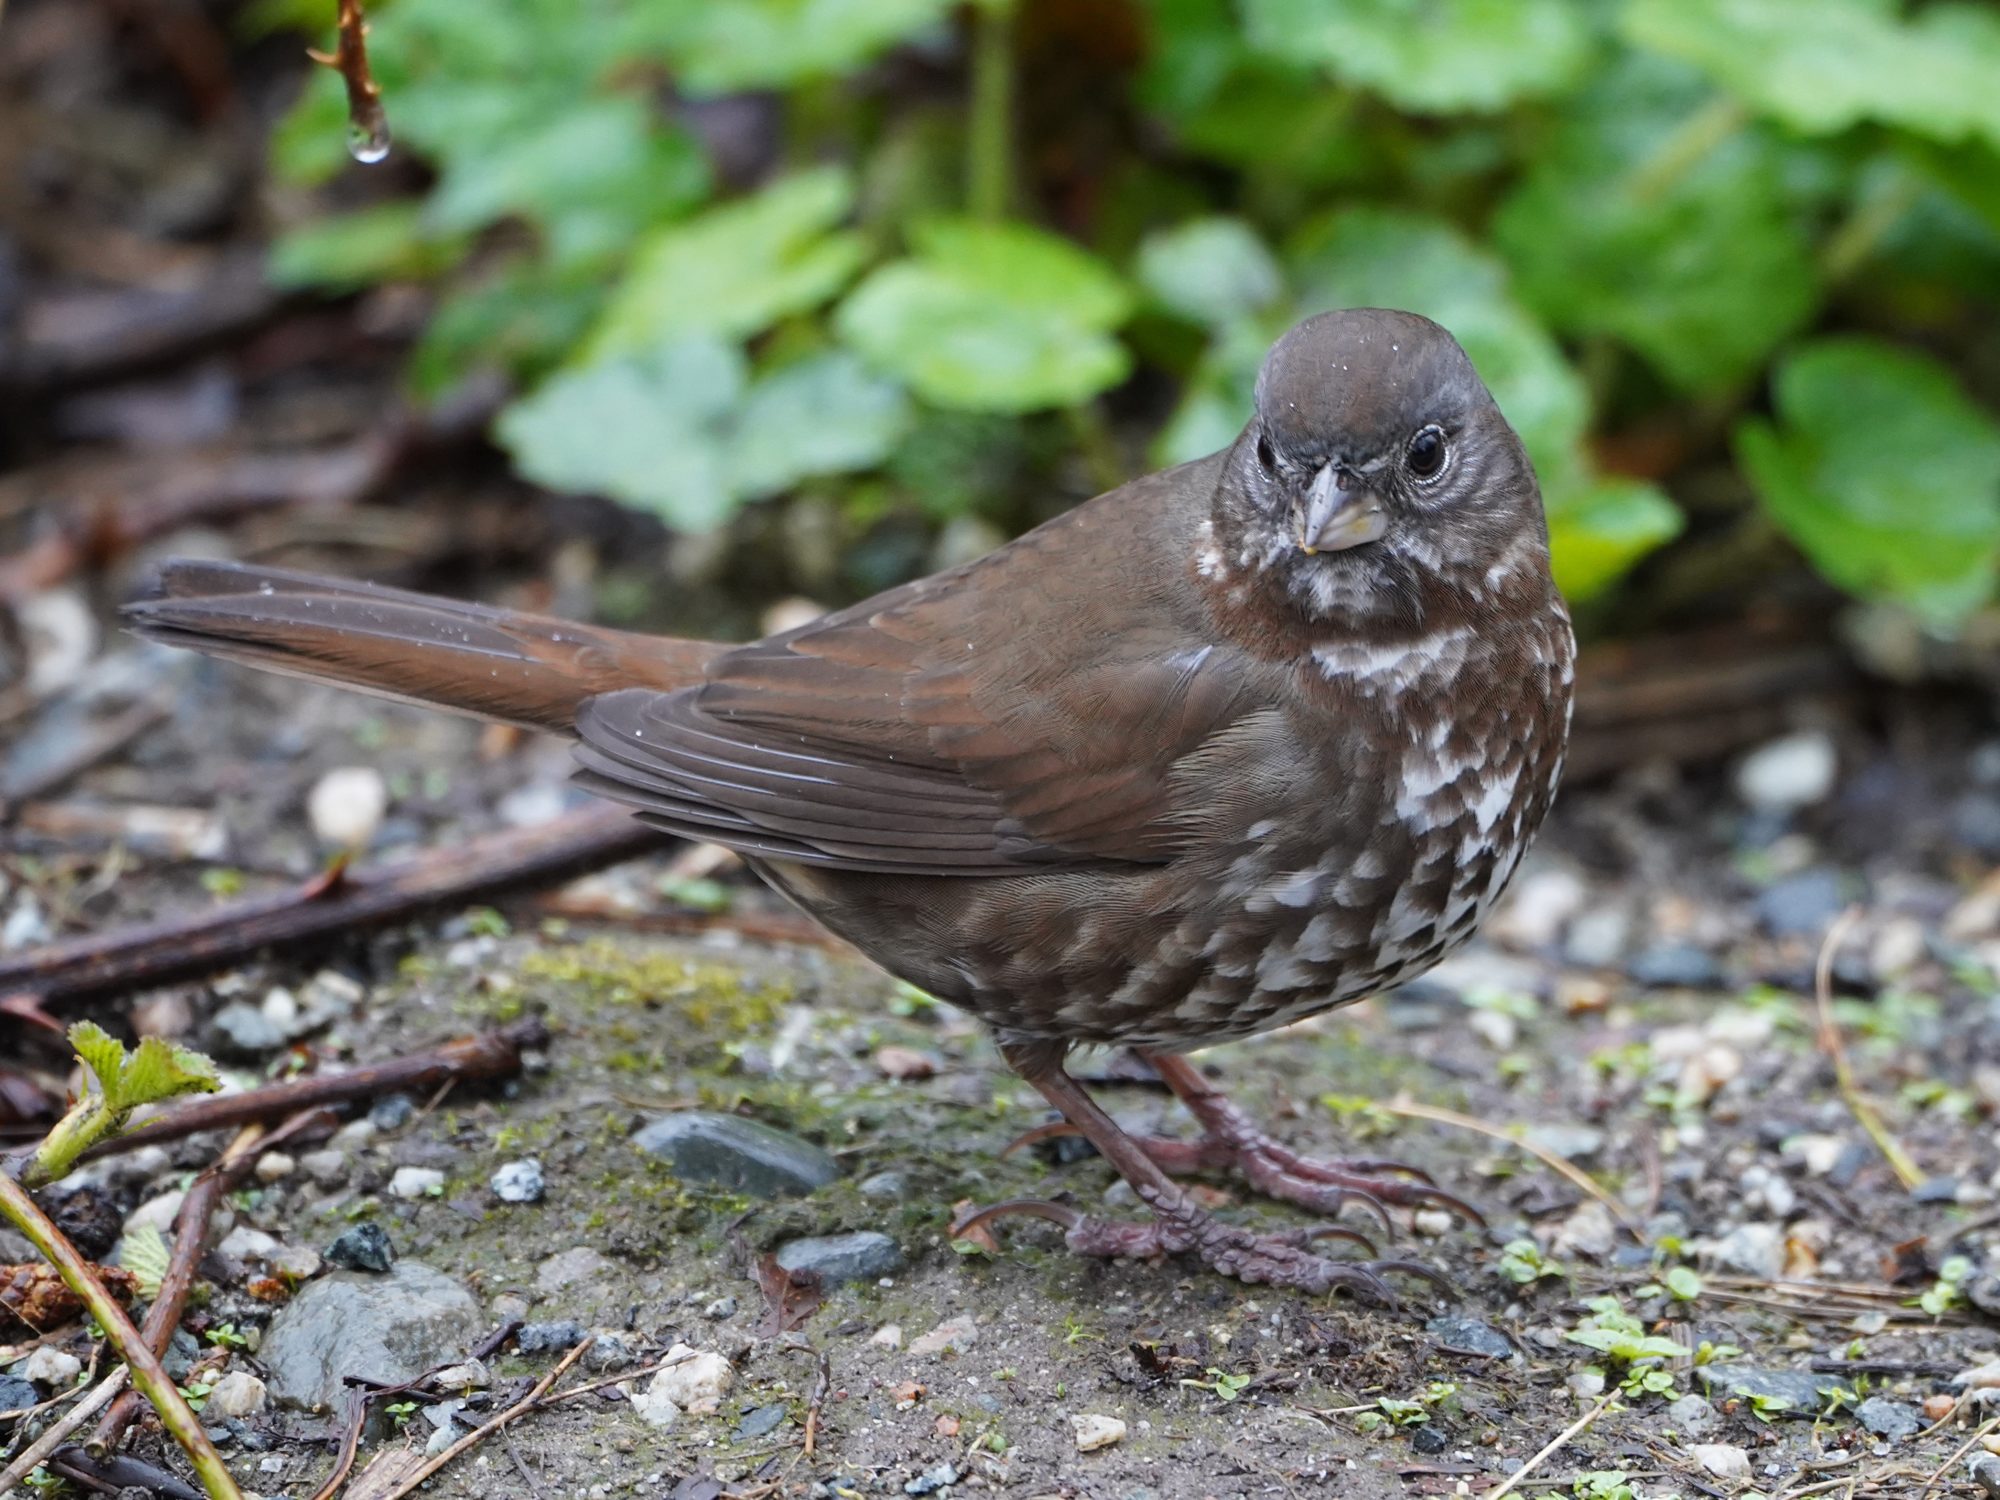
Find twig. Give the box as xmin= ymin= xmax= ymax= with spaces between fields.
xmin=804 ymin=1348 xmax=832 ymax=1457
xmin=0 ymin=805 xmax=662 ymax=1007
xmin=375 ymin=1337 xmax=592 ymax=1500
xmin=1812 ymin=907 xmax=1923 ymax=1191
xmin=0 ymin=1176 xmax=237 ymax=1497
xmin=1919 ymin=1412 xmax=2000 ymax=1498
xmin=307 ymin=0 xmax=389 ymax=162
xmin=1479 ymin=1392 xmax=1617 ymax=1500
xmin=0 ymin=1367 xmax=128 ymax=1497
xmin=1377 ymin=1098 xmax=1640 ymax=1234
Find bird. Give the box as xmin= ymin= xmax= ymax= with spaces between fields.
xmin=126 ymin=308 xmax=1575 ymax=1302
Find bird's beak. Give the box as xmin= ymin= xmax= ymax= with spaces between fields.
xmin=1297 ymin=464 xmax=1387 ymax=555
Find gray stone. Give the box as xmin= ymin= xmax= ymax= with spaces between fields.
xmin=0 ymin=1374 xmax=36 ymax=1417
xmin=1706 ymin=1222 xmax=1784 ymax=1278
xmin=1857 ymin=1396 xmax=1922 ymax=1441
xmin=1756 ymin=870 xmax=1847 ymax=938
xmin=1410 ymin=1424 xmax=1449 ymax=1455
xmin=1973 ymin=1452 xmax=2000 ymax=1499
xmin=857 ymin=1171 xmax=909 ymax=1199
xmin=704 ymin=1296 xmax=738 ymax=1319
xmin=490 ymin=1159 xmax=545 ymax=1204
xmin=1736 ymin=732 xmax=1837 ymax=814
xmin=369 ymin=1094 xmax=417 ymax=1132
xmin=260 ymin=1263 xmax=481 ymax=1410
xmin=1629 ymin=943 xmax=1724 ymax=990
xmin=209 ymin=1002 xmax=286 ymax=1058
xmin=516 ymin=1321 xmax=587 ymax=1355
xmin=1520 ymin=1124 xmax=1604 ymax=1162
xmin=632 ymin=1112 xmax=838 ymax=1198
xmin=905 ymin=1463 xmax=959 ymax=1495
xmin=324 ymin=1223 xmax=395 ymax=1273
xmin=736 ymin=1402 xmax=789 ymax=1441
xmin=1425 ymin=1316 xmax=1515 ymax=1359
xmin=1666 ymin=1393 xmax=1718 ymax=1437
xmin=774 ymin=1231 xmax=905 ymax=1284
xmin=1697 ymin=1365 xmax=1847 ymax=1414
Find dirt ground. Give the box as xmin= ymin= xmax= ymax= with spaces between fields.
xmin=6 ymin=645 xmax=2000 ymax=1500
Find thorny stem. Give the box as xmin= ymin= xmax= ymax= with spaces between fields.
xmin=965 ymin=0 xmax=1014 ymax=221
xmin=309 ymin=0 xmax=389 ymax=163
xmin=0 ymin=1173 xmax=243 ymax=1500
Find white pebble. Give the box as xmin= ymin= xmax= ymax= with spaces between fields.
xmin=22 ymin=1347 xmax=81 ymax=1387
xmin=1072 ymin=1413 xmax=1127 ymax=1452
xmin=308 ymin=766 xmax=389 ymax=849
xmin=389 ymin=1167 xmax=445 ymax=1199
xmin=869 ymin=1324 xmax=904 ymax=1350
xmin=1736 ymin=731 xmax=1837 ymax=814
xmin=645 ymin=1343 xmax=732 ymax=1415
xmin=207 ymin=1371 xmax=268 ymax=1418
xmin=1689 ymin=1444 xmax=1751 ymax=1480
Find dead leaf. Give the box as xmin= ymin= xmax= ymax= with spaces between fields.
xmin=750 ymin=1252 xmax=823 ymax=1337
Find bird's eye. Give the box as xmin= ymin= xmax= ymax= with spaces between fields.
xmin=1255 ymin=432 xmax=1276 ymax=473
xmin=1406 ymin=424 xmax=1448 ymax=481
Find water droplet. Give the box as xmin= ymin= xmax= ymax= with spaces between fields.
xmin=347 ymin=117 xmax=391 ymax=164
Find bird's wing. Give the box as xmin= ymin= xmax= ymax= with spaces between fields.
xmin=573 ymin=463 xmax=1290 ymax=874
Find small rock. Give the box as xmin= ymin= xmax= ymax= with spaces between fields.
xmin=1410 ymin=1424 xmax=1449 ymax=1455
xmin=1870 ymin=917 xmax=1928 ymax=981
xmin=1972 ymin=1452 xmax=2000 ymax=1500
xmin=631 ymin=1386 xmax=681 ymax=1429
xmin=1689 ymin=1444 xmax=1751 ymax=1480
xmin=1783 ymin=1134 xmax=1849 ymax=1176
xmin=1072 ymin=1413 xmax=1126 ymax=1452
xmin=874 ymin=1046 xmax=940 ymax=1080
xmin=536 ymin=1246 xmax=608 ymax=1292
xmin=586 ymin=1334 xmax=638 ymax=1371
xmin=389 ymin=1167 xmax=445 ymax=1200
xmin=0 ymin=1374 xmax=37 ymax=1416
xmin=329 ymin=1118 xmax=377 ymax=1152
xmin=857 ymin=1171 xmax=908 ymax=1199
xmin=1856 ymin=1396 xmax=1922 ymax=1441
xmin=490 ymin=1159 xmax=545 ymax=1204
xmin=1412 ymin=1207 xmax=1454 ymax=1237
xmin=207 ymin=1372 xmax=268 ymax=1419
xmin=1678 ymin=1043 xmax=1743 ymax=1106
xmin=516 ymin=1321 xmax=587 ymax=1355
xmin=209 ymin=1003 xmax=287 ymax=1058
xmin=1704 ymin=1223 xmax=1785 ymax=1278
xmin=309 ymin=766 xmax=389 ymax=849
xmin=1425 ymin=1316 xmax=1514 ymax=1360
xmin=1666 ymin=1393 xmax=1718 ymax=1437
xmin=869 ymin=1324 xmax=903 ymax=1350
xmin=1553 ymin=1200 xmax=1616 ymax=1260
xmin=1466 ymin=1009 xmax=1517 ymax=1050
xmin=325 ymin=1223 xmax=395 ymax=1273
xmin=1756 ymin=870 xmax=1847 ymax=938
xmin=775 ymin=1232 xmax=905 ymax=1285
xmin=431 ymin=1360 xmax=490 ymax=1392
xmin=1628 ymin=943 xmax=1724 ymax=990
xmin=22 ymin=1347 xmax=81 ymax=1388
xmin=272 ymin=1244 xmax=322 ymax=1280
xmin=254 ymin=1152 xmax=296 ymax=1184
xmin=905 ymin=1462 xmax=959 ymax=1494
xmin=631 ymin=1112 xmax=839 ymax=1199
xmin=1567 ymin=1370 xmax=1605 ymax=1399
xmin=737 ymin=1403 xmax=788 ymax=1441
xmin=647 ymin=1343 xmax=732 ymax=1415
xmin=1564 ymin=906 xmax=1632 ymax=969
xmin=703 ymin=1296 xmax=738 ymax=1320
xmin=259 ymin=1262 xmax=481 ymax=1409
xmin=124 ymin=1189 xmax=190 ymax=1238
xmin=1521 ymin=1123 xmax=1604 ymax=1162
xmin=1926 ymin=1393 xmax=1961 ymax=1422
xmin=369 ymin=1094 xmax=417 ymax=1132
xmin=300 ymin=1149 xmax=348 ymax=1188
xmin=1491 ymin=867 xmax=1586 ymax=950
xmin=1736 ymin=732 xmax=1837 ymax=814
xmin=1699 ymin=1365 xmax=1848 ymax=1412
xmin=909 ymin=1314 xmax=979 ymax=1357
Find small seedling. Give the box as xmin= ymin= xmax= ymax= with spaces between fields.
xmin=1635 ymin=1265 xmax=1703 ymax=1302
xmin=1918 ymin=1255 xmax=1972 ymax=1317
xmin=1497 ymin=1238 xmax=1566 ymax=1285
xmin=1181 ymin=1368 xmax=1252 ymax=1402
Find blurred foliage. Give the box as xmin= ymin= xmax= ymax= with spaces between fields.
xmin=265 ymin=0 xmax=2000 ymax=626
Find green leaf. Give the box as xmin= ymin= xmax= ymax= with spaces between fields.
xmin=1543 ymin=473 xmax=1684 ymax=603
xmin=1151 ymin=316 xmax=1277 ymax=467
xmin=630 ymin=0 xmax=952 ymax=95
xmin=584 ymin=169 xmax=867 ymax=360
xmin=121 ymin=1223 xmax=172 ymax=1299
xmin=1137 ymin=217 xmax=1284 ymax=328
xmin=1735 ymin=337 xmax=2000 ymax=627
xmin=409 ymin=259 xmax=605 ymax=397
xmin=731 ymin=351 xmax=912 ymax=499
xmin=1491 ymin=55 xmax=1821 ymax=393
xmin=1243 ymin=0 xmax=1593 ymax=113
xmin=1623 ymin=0 xmax=2000 ymax=150
xmin=268 ymin=204 xmax=468 ymax=293
xmin=70 ymin=1022 xmax=128 ymax=1100
xmin=837 ymin=219 xmax=1134 ymax=412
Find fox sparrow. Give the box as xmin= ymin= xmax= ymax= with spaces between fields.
xmin=128 ymin=308 xmax=1574 ymax=1301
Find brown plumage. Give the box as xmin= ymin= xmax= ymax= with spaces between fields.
xmin=128 ymin=309 xmax=1573 ymax=1300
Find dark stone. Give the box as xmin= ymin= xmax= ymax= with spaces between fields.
xmin=1696 ymin=1365 xmax=1846 ymax=1414
xmin=1827 ymin=1142 xmax=1872 ymax=1189
xmin=857 ymin=1172 xmax=909 ymax=1199
xmin=1033 ymin=1130 xmax=1098 ymax=1166
xmin=905 ymin=1464 xmax=959 ymax=1495
xmin=1856 ymin=1396 xmax=1922 ymax=1441
xmin=1382 ymin=980 xmax=1457 ymax=1030
xmin=1755 ymin=870 xmax=1847 ymax=938
xmin=325 ymin=1223 xmax=395 ymax=1273
xmin=370 ymin=1094 xmax=417 ymax=1132
xmin=0 ymin=1375 xmax=36 ymax=1420
xmin=775 ymin=1232 xmax=905 ymax=1284
xmin=1425 ymin=1316 xmax=1515 ymax=1360
xmin=209 ymin=1002 xmax=287 ymax=1058
xmin=1410 ymin=1424 xmax=1450 ymax=1454
xmin=163 ymin=1328 xmax=201 ymax=1380
xmin=1950 ymin=794 xmax=2000 ymax=860
xmin=1628 ymin=943 xmax=1724 ymax=990
xmin=517 ymin=1320 xmax=588 ymax=1355
xmin=632 ymin=1112 xmax=839 ymax=1198
xmin=736 ymin=1402 xmax=789 ymax=1441
xmin=39 ymin=1185 xmax=121 ymax=1261
xmin=1912 ymin=1176 xmax=1960 ymax=1203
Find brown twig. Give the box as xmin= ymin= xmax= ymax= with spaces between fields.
xmin=1479 ymin=1392 xmax=1617 ymax=1500
xmin=1811 ymin=907 xmax=1924 ymax=1191
xmin=307 ymin=0 xmax=389 ymax=162
xmin=0 ymin=806 xmax=663 ymax=1007
xmin=373 ymin=1337 xmax=592 ymax=1500
xmin=804 ymin=1348 xmax=832 ymax=1457
xmin=1919 ymin=1412 xmax=2000 ymax=1498
xmin=0 ymin=1367 xmax=130 ymax=1494
xmin=1377 ymin=1097 xmax=1641 ymax=1234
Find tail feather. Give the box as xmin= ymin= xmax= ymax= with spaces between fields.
xmin=124 ymin=559 xmax=719 ymax=734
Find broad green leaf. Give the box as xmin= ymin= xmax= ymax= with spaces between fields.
xmin=70 ymin=1021 xmax=128 ymax=1099
xmin=1137 ymin=217 xmax=1283 ymax=328
xmin=410 ymin=260 xmax=605 ymax=398
xmin=1543 ymin=474 xmax=1684 ymax=603
xmin=584 ymin=169 xmax=867 ymax=361
xmin=117 ymin=1037 xmax=221 ymax=1108
xmin=1491 ymin=55 xmax=1820 ymax=393
xmin=1243 ymin=0 xmax=1593 ymax=113
xmin=837 ymin=219 xmax=1134 ymax=412
xmin=631 ymin=0 xmax=953 ymax=95
xmin=269 ymin=204 xmax=467 ymax=293
xmin=1288 ymin=208 xmax=1587 ymax=470
xmin=1623 ymin=0 xmax=2000 ymax=150
xmin=731 ymin=352 xmax=913 ymax=499
xmin=1735 ymin=338 xmax=2000 ymax=627
xmin=498 ymin=339 xmax=747 ymax=528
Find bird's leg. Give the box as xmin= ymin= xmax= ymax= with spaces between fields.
xmin=956 ymin=1040 xmax=1450 ymax=1304
xmin=1132 ymin=1050 xmax=1484 ymax=1227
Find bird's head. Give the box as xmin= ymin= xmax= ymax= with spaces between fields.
xmin=1212 ymin=308 xmax=1551 ymax=628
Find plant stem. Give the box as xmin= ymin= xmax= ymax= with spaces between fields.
xmin=0 ymin=1173 xmax=244 ymax=1500
xmin=1628 ymin=96 xmax=1748 ymax=203
xmin=966 ymin=0 xmax=1014 ymax=221
xmin=1821 ymin=169 xmax=1923 ymax=283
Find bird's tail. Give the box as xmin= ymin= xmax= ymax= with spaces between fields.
xmin=123 ymin=558 xmax=721 ymax=734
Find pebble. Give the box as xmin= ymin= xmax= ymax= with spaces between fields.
xmin=704 ymin=1296 xmax=738 ymax=1320
xmin=1425 ymin=1316 xmax=1514 ymax=1360
xmin=874 ymin=1046 xmax=940 ymax=1080
xmin=1627 ymin=942 xmax=1724 ymax=989
xmin=1756 ymin=869 xmax=1847 ymax=937
xmin=737 ymin=1403 xmax=789 ymax=1441
xmin=259 ymin=1263 xmax=481 ymax=1410
xmin=1563 ymin=906 xmax=1632 ymax=969
xmin=647 ymin=1344 xmax=733 ymax=1415
xmin=1553 ymin=1200 xmax=1616 ymax=1259
xmin=1666 ymin=1394 xmax=1718 ymax=1437
xmin=209 ymin=1003 xmax=288 ymax=1058
xmin=1521 ymin=1123 xmax=1604 ymax=1162
xmin=207 ymin=1371 xmax=269 ymax=1418
xmin=1678 ymin=1042 xmax=1742 ymax=1105
xmin=1704 ymin=1223 xmax=1785 ymax=1278
xmin=325 ymin=1223 xmax=395 ymax=1273
xmin=254 ymin=1151 xmax=296 ymax=1184
xmin=1410 ymin=1424 xmax=1449 ymax=1455
xmin=490 ymin=1159 xmax=545 ymax=1204
xmin=1466 ymin=1010 xmax=1517 ymax=1050
xmin=908 ymin=1314 xmax=979 ymax=1357
xmin=370 ymin=1094 xmax=417 ymax=1132
xmin=1491 ymin=868 xmax=1586 ymax=950
xmin=1699 ymin=1365 xmax=1849 ymax=1410
xmin=536 ymin=1246 xmax=608 ymax=1292
xmin=516 ymin=1321 xmax=587 ymax=1355
xmin=308 ymin=766 xmax=390 ymax=849
xmin=587 ymin=1334 xmax=640 ymax=1371
xmin=389 ymin=1167 xmax=445 ymax=1200
xmin=1871 ymin=917 xmax=1928 ymax=980
xmin=1856 ymin=1396 xmax=1923 ymax=1441
xmin=1072 ymin=1413 xmax=1127 ymax=1452
xmin=631 ymin=1112 xmax=839 ymax=1199
xmin=774 ymin=1232 xmax=905 ymax=1285
xmin=0 ymin=1374 xmax=37 ymax=1416
xmin=1972 ymin=1452 xmax=2000 ymax=1499
xmin=1689 ymin=1444 xmax=1751 ymax=1480
xmin=300 ymin=1149 xmax=349 ymax=1188
xmin=431 ymin=1359 xmax=490 ymax=1392
xmin=1736 ymin=732 xmax=1837 ymax=813
xmin=22 ymin=1348 xmax=81 ymax=1387
xmin=905 ymin=1463 xmax=960 ymax=1494
xmin=869 ymin=1324 xmax=904 ymax=1350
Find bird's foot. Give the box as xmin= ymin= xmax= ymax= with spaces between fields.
xmin=951 ymin=1185 xmax=1451 ymax=1304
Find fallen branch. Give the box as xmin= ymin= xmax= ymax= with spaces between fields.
xmin=372 ymin=1337 xmax=593 ymax=1500
xmin=1811 ymin=907 xmax=1923 ymax=1191
xmin=0 ymin=1367 xmax=129 ymax=1497
xmin=0 ymin=806 xmax=663 ymax=1007
xmin=1377 ymin=1098 xmax=1641 ymax=1235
